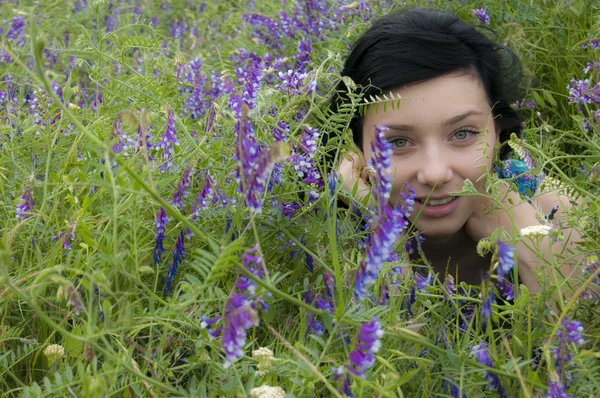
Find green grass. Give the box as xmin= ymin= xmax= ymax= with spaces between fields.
xmin=0 ymin=0 xmax=599 ymax=397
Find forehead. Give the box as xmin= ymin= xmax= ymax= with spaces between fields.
xmin=362 ymin=73 xmax=492 ymax=130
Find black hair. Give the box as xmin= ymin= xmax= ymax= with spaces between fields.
xmin=328 ymin=7 xmax=524 ymax=161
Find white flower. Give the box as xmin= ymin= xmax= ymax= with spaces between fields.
xmin=520 ymin=225 xmax=553 ymax=238
xmin=250 ymin=385 xmax=286 ymax=398
xmin=43 ymin=344 xmax=65 ymax=363
xmin=252 ymin=347 xmax=275 ymax=375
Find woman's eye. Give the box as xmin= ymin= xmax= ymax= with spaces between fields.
xmin=453 ymin=129 xmax=476 ymax=141
xmin=389 ymin=137 xmax=408 ymax=148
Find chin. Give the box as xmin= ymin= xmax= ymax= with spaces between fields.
xmin=411 ymin=219 xmax=465 ymax=238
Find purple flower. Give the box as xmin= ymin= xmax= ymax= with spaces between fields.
xmin=567 ymin=78 xmax=600 ymax=105
xmin=496 ymin=240 xmax=515 ymax=280
xmin=472 ymin=8 xmax=491 ymax=24
xmin=354 ymin=126 xmax=413 ymax=300
xmin=514 ymin=99 xmax=535 ymax=109
xmin=445 ymin=275 xmax=456 ymax=297
xmin=172 ymin=167 xmax=192 ymax=209
xmin=200 ymin=314 xmax=222 ymax=340
xmin=273 ymin=121 xmax=289 ymax=142
xmin=53 ymin=228 xmax=75 ymax=251
xmin=164 ymin=231 xmax=185 ymax=296
xmin=16 ymin=188 xmax=34 ymax=220
xmin=155 ymin=111 xmax=179 ymax=172
xmin=244 ymin=142 xmax=289 ymax=213
xmin=547 ymin=380 xmax=571 ymax=398
xmin=481 ymin=289 xmax=495 ymax=330
xmin=414 ymin=271 xmax=432 ymax=292
xmin=242 ymin=14 xmax=281 ymax=50
xmin=581 ymin=39 xmax=600 ymax=49
xmin=222 ymin=292 xmax=260 ymax=368
xmin=170 ymin=20 xmax=188 ymax=47
xmin=6 ymin=16 xmax=26 ymax=46
xmin=153 ymin=207 xmax=169 ymax=266
xmin=294 ymin=39 xmax=312 ymax=72
xmin=443 ymin=379 xmax=467 ymax=398
xmin=496 ymin=278 xmax=514 ymax=301
xmin=346 ymin=318 xmax=383 ymax=377
xmin=275 ymin=70 xmax=315 ymax=96
xmin=471 ymin=343 xmax=507 ymax=397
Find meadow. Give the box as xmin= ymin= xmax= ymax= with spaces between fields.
xmin=0 ymin=0 xmax=599 ymax=397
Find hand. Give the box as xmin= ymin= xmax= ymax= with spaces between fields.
xmin=465 ymin=180 xmax=525 ymax=242
xmin=338 ymin=150 xmax=373 ymax=205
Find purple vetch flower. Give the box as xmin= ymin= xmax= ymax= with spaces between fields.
xmin=414 ymin=271 xmax=432 ymax=292
xmin=201 ymin=314 xmax=223 ymax=340
xmin=354 ymin=126 xmax=413 ymax=300
xmin=244 ymin=141 xmax=290 ymax=214
xmin=553 ymin=317 xmax=585 ymax=379
xmin=16 ymin=188 xmax=35 ymax=220
xmin=155 ymin=110 xmax=179 ymax=172
xmin=471 ymin=343 xmax=507 ymax=397
xmin=6 ymin=16 xmax=26 ymax=46
xmin=581 ymin=39 xmax=600 ymax=49
xmin=481 ymin=289 xmax=495 ymax=330
xmin=111 ymin=119 xmax=135 ymax=156
xmin=242 ymin=14 xmax=281 ymax=50
xmin=153 ymin=207 xmax=169 ymax=266
xmin=193 ymin=173 xmax=215 ymax=214
xmin=567 ymin=78 xmax=600 ymax=105
xmin=171 ymin=167 xmax=192 ymax=209
xmin=445 ymin=275 xmax=456 ymax=297
xmin=170 ymin=20 xmax=188 ymax=47
xmin=273 ymin=121 xmax=289 ymax=142
xmin=275 ymin=70 xmax=315 ymax=96
xmin=53 ymin=227 xmax=76 ymax=251
xmin=472 ymin=8 xmax=490 ymax=24
xmin=294 ymin=39 xmax=312 ymax=71
xmin=545 ymin=205 xmax=560 ymax=220
xmin=443 ymin=379 xmax=467 ymax=398
xmin=346 ymin=318 xmax=383 ymax=377
xmin=583 ymin=60 xmax=600 ymax=74
xmin=222 ymin=292 xmax=260 ymax=368
xmin=280 ymin=201 xmax=301 ymax=218
xmin=547 ymin=380 xmax=571 ymax=398
xmin=164 ymin=231 xmax=185 ymax=296
xmin=496 ymin=240 xmax=515 ymax=280
xmin=496 ymin=278 xmax=514 ymax=301
xmin=514 ymin=99 xmax=535 ymax=109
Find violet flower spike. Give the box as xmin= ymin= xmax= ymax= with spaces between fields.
xmin=471 ymin=343 xmax=507 ymax=398
xmin=153 ymin=207 xmax=169 ymax=266
xmin=245 ymin=142 xmax=290 ymax=214
xmin=547 ymin=380 xmax=572 ymax=398
xmin=16 ymin=188 xmax=35 ymax=221
xmin=164 ymin=231 xmax=185 ymax=296
xmin=155 ymin=110 xmax=179 ymax=172
xmin=496 ymin=240 xmax=515 ymax=280
xmin=222 ymin=292 xmax=260 ymax=368
xmin=472 ymin=8 xmax=491 ymax=24
xmin=200 ymin=315 xmax=222 ymax=340
xmin=172 ymin=167 xmax=192 ymax=209
xmin=346 ymin=317 xmax=383 ymax=378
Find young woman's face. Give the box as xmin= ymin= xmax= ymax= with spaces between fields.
xmin=361 ymin=72 xmax=499 ymax=237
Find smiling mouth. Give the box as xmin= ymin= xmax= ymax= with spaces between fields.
xmin=416 ymin=197 xmax=456 ymax=206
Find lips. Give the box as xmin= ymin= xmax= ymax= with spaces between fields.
xmin=417 ymin=197 xmax=456 ymax=206
xmin=413 ymin=196 xmax=460 ymax=218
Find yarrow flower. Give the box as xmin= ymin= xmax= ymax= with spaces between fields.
xmin=43 ymin=344 xmax=65 ymax=363
xmin=355 ymin=126 xmax=413 ymax=300
xmin=471 ymin=343 xmax=507 ymax=398
xmin=496 ymin=240 xmax=515 ymax=280
xmin=249 ymin=385 xmax=286 ymax=398
xmin=346 ymin=317 xmax=383 ymax=378
xmin=472 ymin=8 xmax=491 ymax=24
xmin=16 ymin=188 xmax=34 ymax=220
xmin=252 ymin=347 xmax=275 ymax=376
xmin=520 ymin=225 xmax=553 ymax=238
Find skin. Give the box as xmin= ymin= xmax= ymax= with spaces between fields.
xmin=339 ymin=71 xmax=584 ymax=290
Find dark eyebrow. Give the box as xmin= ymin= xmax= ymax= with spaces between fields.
xmin=383 ymin=111 xmax=485 ymax=133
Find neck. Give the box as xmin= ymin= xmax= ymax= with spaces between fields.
xmin=420 ymin=227 xmax=473 ymax=251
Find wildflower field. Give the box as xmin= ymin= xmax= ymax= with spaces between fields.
xmin=1 ymin=0 xmax=599 ymax=397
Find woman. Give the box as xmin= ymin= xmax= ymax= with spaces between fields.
xmin=331 ymin=8 xmax=583 ymax=294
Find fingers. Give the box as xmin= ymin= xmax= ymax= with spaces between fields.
xmin=338 ymin=150 xmax=372 ymax=203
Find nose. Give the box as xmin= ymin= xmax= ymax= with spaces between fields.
xmin=416 ymin=148 xmax=454 ymax=187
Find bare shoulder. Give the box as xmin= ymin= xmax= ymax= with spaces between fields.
xmin=532 ymin=177 xmax=584 ymax=217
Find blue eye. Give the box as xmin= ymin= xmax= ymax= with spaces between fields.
xmin=388 ymin=137 xmax=408 ymax=148
xmin=453 ymin=129 xmax=478 ymax=141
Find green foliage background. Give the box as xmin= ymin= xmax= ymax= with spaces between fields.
xmin=0 ymin=0 xmax=599 ymax=397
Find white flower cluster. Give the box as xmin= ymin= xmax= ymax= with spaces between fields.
xmin=520 ymin=225 xmax=553 ymax=238
xmin=249 ymin=385 xmax=286 ymax=398
xmin=252 ymin=347 xmax=275 ymax=376
xmin=43 ymin=344 xmax=65 ymax=363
